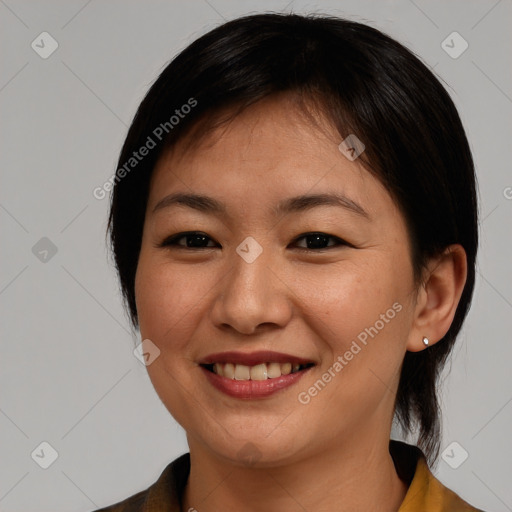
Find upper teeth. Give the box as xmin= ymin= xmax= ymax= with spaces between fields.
xmin=212 ymin=362 xmax=304 ymax=380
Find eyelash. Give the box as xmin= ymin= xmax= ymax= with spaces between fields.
xmin=158 ymin=231 xmax=352 ymax=251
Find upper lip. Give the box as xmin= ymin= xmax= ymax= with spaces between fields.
xmin=198 ymin=350 xmax=315 ymax=367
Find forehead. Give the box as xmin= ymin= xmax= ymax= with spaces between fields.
xmin=147 ymin=95 xmax=392 ymax=221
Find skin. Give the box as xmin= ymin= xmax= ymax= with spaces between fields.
xmin=134 ymin=93 xmax=467 ymax=512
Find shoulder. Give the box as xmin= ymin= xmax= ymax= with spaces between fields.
xmin=92 ymin=490 xmax=146 ymax=512
xmin=89 ymin=453 xmax=191 ymax=512
xmin=391 ymin=440 xmax=486 ymax=512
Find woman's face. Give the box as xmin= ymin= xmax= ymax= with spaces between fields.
xmin=135 ymin=95 xmax=421 ymax=466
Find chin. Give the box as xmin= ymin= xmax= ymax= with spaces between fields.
xmin=198 ymin=430 xmax=308 ymax=468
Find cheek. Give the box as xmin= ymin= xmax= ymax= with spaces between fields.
xmin=134 ymin=256 xmax=216 ymax=427
xmin=294 ymin=264 xmax=411 ymax=412
xmin=134 ymin=255 xmax=217 ymax=353
xmin=298 ymin=256 xmax=414 ymax=396
xmin=299 ymin=257 xmax=407 ymax=337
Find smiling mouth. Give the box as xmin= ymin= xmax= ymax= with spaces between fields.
xmin=201 ymin=362 xmax=315 ymax=381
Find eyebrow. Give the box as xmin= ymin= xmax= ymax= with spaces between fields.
xmin=152 ymin=192 xmax=369 ymax=218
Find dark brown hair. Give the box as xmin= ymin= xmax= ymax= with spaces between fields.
xmin=106 ymin=13 xmax=478 ymax=466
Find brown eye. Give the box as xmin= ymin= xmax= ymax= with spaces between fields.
xmin=292 ymin=232 xmax=349 ymax=250
xmin=160 ymin=232 xmax=218 ymax=249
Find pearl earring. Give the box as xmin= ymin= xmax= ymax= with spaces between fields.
xmin=422 ymin=336 xmax=429 ymax=346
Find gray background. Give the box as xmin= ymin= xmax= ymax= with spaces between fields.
xmin=1 ymin=1 xmax=511 ymax=511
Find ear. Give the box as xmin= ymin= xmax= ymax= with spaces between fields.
xmin=406 ymin=244 xmax=467 ymax=352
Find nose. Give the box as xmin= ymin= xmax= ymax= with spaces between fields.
xmin=209 ymin=242 xmax=294 ymax=335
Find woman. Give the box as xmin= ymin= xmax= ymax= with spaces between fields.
xmin=95 ymin=12 xmax=483 ymax=512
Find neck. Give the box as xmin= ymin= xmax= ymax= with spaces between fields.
xmin=182 ymin=431 xmax=409 ymax=512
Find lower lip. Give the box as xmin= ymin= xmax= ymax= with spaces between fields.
xmin=201 ymin=366 xmax=313 ymax=399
